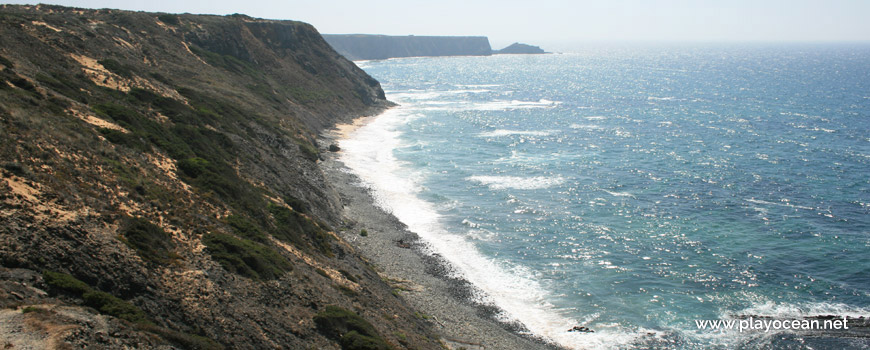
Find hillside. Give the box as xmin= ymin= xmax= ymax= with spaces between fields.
xmin=323 ymin=34 xmax=492 ymax=60
xmin=0 ymin=4 xmax=445 ymax=349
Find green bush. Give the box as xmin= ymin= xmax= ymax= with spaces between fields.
xmin=284 ymin=195 xmax=309 ymax=214
xmin=295 ymin=138 xmax=320 ymax=162
xmin=21 ymin=306 xmax=46 ymax=314
xmin=340 ymin=331 xmax=392 ymax=350
xmin=224 ymin=215 xmax=266 ymax=243
xmin=202 ymin=233 xmax=291 ymax=280
xmin=93 ymin=103 xmax=141 ymax=127
xmin=314 ymin=306 xmax=379 ymax=341
xmin=42 ymin=270 xmax=91 ymax=296
xmin=269 ymin=203 xmax=333 ymax=256
xmin=120 ymin=217 xmax=176 ymax=265
xmin=42 ymin=271 xmax=151 ymax=325
xmin=177 ymin=157 xmax=210 ymax=178
xmin=99 ymin=128 xmax=149 ymax=152
xmin=157 ymin=14 xmax=180 ymax=26
xmin=83 ymin=290 xmax=150 ymax=324
xmin=98 ymin=59 xmax=133 ymax=78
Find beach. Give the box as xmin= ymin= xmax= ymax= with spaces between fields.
xmin=320 ymin=117 xmax=560 ymax=350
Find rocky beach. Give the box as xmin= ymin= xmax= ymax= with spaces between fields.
xmin=320 ymin=119 xmax=560 ymax=350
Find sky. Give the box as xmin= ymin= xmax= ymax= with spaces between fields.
xmin=4 ymin=0 xmax=870 ymax=50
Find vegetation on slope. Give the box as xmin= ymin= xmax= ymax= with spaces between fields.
xmin=0 ymin=4 xmax=441 ymax=349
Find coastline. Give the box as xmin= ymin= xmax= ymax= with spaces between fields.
xmin=319 ymin=114 xmax=562 ymax=350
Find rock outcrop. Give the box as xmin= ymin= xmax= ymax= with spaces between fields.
xmin=0 ymin=4 xmax=443 ymax=349
xmin=323 ymin=34 xmax=493 ymax=60
xmin=494 ymin=42 xmax=547 ymax=54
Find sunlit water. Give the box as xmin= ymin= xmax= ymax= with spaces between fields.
xmin=339 ymin=44 xmax=870 ymax=349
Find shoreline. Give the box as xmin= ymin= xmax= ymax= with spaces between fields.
xmin=319 ymin=114 xmax=563 ymax=350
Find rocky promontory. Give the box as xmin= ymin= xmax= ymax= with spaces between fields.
xmin=494 ymin=42 xmax=548 ymax=54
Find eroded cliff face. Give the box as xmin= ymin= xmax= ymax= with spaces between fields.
xmin=0 ymin=4 xmax=439 ymax=349
xmin=323 ymin=34 xmax=493 ymax=60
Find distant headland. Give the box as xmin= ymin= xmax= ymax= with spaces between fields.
xmin=323 ymin=34 xmax=547 ymax=60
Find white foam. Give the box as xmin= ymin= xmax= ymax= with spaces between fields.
xmin=471 ymin=99 xmax=561 ymax=111
xmin=603 ymin=190 xmax=635 ymax=198
xmin=735 ymin=301 xmax=870 ymax=319
xmin=569 ymin=123 xmax=602 ymax=130
xmin=647 ymin=96 xmax=677 ymax=101
xmin=478 ymin=129 xmax=556 ymax=137
xmin=744 ymin=198 xmax=815 ymax=211
xmin=468 ymin=175 xmax=565 ymax=190
xmin=683 ymin=297 xmax=870 ymax=348
xmin=340 ymin=104 xmax=645 ymax=350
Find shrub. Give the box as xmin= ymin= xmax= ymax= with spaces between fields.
xmin=99 ymin=128 xmax=149 ymax=152
xmin=359 ymin=229 xmax=368 ymax=237
xmin=2 ymin=162 xmax=28 ymax=176
xmin=98 ymin=59 xmax=133 ymax=78
xmin=83 ymin=290 xmax=150 ymax=324
xmin=22 ymin=306 xmax=46 ymax=314
xmin=177 ymin=157 xmax=210 ymax=178
xmin=340 ymin=331 xmax=392 ymax=350
xmin=119 ymin=217 xmax=176 ymax=265
xmin=313 ymin=306 xmax=379 ymax=341
xmin=157 ymin=14 xmax=179 ymax=26
xmin=42 ymin=270 xmax=90 ymax=296
xmin=224 ymin=215 xmax=266 ymax=243
xmin=93 ymin=103 xmax=140 ymax=126
xmin=295 ymin=138 xmax=319 ymax=162
xmin=284 ymin=195 xmax=309 ymax=214
xmin=269 ymin=203 xmax=333 ymax=256
xmin=201 ymin=233 xmax=291 ymax=280
xmin=42 ymin=271 xmax=151 ymax=325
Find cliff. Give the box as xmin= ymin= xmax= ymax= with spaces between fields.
xmin=0 ymin=4 xmax=444 ymax=349
xmin=494 ymin=42 xmax=547 ymax=54
xmin=323 ymin=34 xmax=492 ymax=60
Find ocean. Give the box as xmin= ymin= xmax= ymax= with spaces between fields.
xmin=338 ymin=43 xmax=870 ymax=349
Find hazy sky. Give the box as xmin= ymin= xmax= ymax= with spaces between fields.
xmin=5 ymin=0 xmax=870 ymax=49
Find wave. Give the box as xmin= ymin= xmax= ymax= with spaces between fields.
xmin=647 ymin=96 xmax=679 ymax=101
xmin=744 ymin=198 xmax=815 ymax=211
xmin=603 ymin=190 xmax=635 ymax=198
xmin=470 ymin=99 xmax=561 ymax=111
xmin=468 ymin=175 xmax=565 ymax=190
xmin=339 ymin=107 xmax=594 ymax=349
xmin=569 ymin=123 xmax=602 ymax=130
xmin=734 ymin=301 xmax=870 ymax=319
xmin=478 ymin=129 xmax=556 ymax=137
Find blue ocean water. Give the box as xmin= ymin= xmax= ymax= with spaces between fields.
xmin=339 ymin=44 xmax=870 ymax=349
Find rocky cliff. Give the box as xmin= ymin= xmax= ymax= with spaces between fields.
xmin=323 ymin=34 xmax=492 ymax=60
xmin=0 ymin=4 xmax=444 ymax=349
